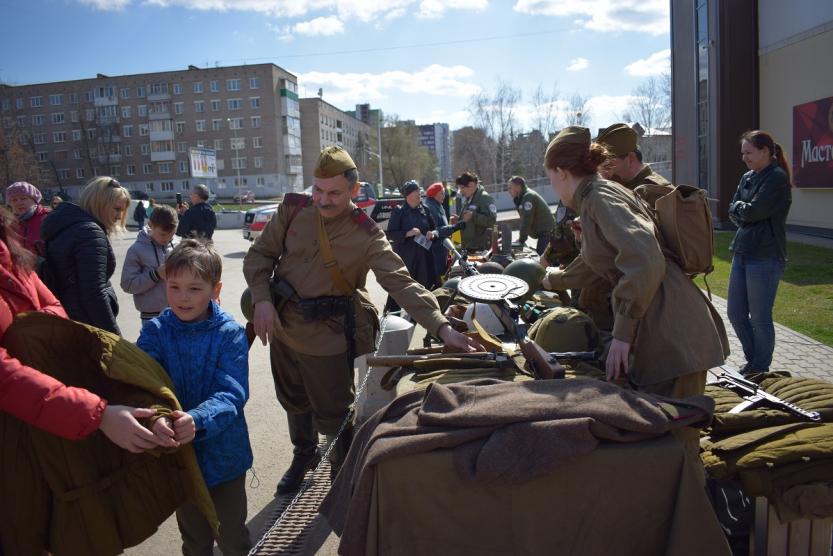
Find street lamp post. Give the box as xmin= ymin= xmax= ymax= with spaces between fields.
xmin=366 ymin=149 xmax=383 ymax=194
xmin=227 ymin=117 xmax=242 ymax=205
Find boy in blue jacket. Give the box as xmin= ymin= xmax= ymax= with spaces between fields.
xmin=137 ymin=238 xmax=252 ymax=556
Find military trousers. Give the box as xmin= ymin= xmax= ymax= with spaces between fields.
xmin=269 ymin=337 xmax=355 ymax=435
xmin=176 ymin=473 xmax=250 ymax=556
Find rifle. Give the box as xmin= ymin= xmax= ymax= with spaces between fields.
xmin=367 ymin=350 xmax=595 ymax=368
xmin=715 ymin=372 xmax=821 ymax=422
xmin=443 ymin=239 xmax=564 ymax=380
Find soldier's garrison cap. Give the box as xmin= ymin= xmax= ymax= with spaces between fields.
xmin=314 ymin=146 xmax=357 ymax=179
xmin=550 ymin=126 xmax=591 ymax=148
xmin=596 ymin=123 xmax=637 ymax=156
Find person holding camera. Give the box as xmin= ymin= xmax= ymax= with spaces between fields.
xmin=176 ymin=184 xmax=216 ymax=240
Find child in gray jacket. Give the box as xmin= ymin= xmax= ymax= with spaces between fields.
xmin=120 ymin=205 xmax=178 ymax=323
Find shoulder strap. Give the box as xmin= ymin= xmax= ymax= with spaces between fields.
xmin=316 ymin=210 xmax=354 ymax=295
xmin=350 ymin=207 xmax=379 ymax=235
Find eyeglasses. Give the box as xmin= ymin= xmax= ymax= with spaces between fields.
xmin=107 ymin=178 xmax=123 ymax=189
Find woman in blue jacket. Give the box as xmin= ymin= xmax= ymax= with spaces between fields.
xmin=727 ymin=130 xmax=793 ymax=374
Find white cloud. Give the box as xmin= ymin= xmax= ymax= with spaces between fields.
xmin=624 ymin=48 xmax=670 ymax=76
xmin=513 ymin=0 xmax=669 ymax=35
xmin=297 ymin=64 xmax=479 ymax=107
xmin=293 ymin=16 xmax=344 ymax=36
xmin=585 ymin=94 xmax=637 ymax=131
xmin=566 ymin=57 xmax=588 ymax=71
xmin=417 ymin=0 xmax=488 ymax=19
xmin=78 ymin=0 xmax=130 ymax=9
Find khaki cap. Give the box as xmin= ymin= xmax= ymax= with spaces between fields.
xmin=596 ymin=123 xmax=637 ymax=156
xmin=549 ymin=126 xmax=590 ymax=148
xmin=314 ymin=146 xmax=357 ymax=179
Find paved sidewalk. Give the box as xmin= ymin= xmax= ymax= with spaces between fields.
xmin=710 ymin=295 xmax=833 ymax=381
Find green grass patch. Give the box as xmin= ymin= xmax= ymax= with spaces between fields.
xmin=694 ymin=232 xmax=833 ymax=347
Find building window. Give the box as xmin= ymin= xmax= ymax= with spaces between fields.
xmin=178 ymin=161 xmax=187 ymax=173
xmin=120 ymin=88 xmax=130 ymax=99
xmin=254 ymin=156 xmax=263 ymax=169
xmin=32 ymin=114 xmax=44 ymax=126
xmin=139 ymin=124 xmax=149 ymax=136
xmin=36 ymin=151 xmax=48 ymax=161
xmin=175 ymin=121 xmax=185 ymax=133
xmin=123 ymin=145 xmax=133 ymax=156
xmin=196 ymin=120 xmax=206 ymax=132
xmin=174 ymin=102 xmax=184 ymax=115
xmin=194 ymin=82 xmax=203 ymax=94
xmin=194 ymin=101 xmax=206 ymax=113
xmin=85 ymin=108 xmax=95 ymax=121
xmin=143 ymin=163 xmax=152 ymax=174
xmin=214 ymin=139 xmax=223 ymax=151
xmin=212 ymin=118 xmax=223 ymax=131
xmin=51 ymin=113 xmax=65 ymax=124
xmin=161 ymin=181 xmax=174 ymax=191
xmin=123 ymin=125 xmax=133 ymax=137
xmin=138 ymin=105 xmax=147 ymax=117
xmin=173 ymin=83 xmax=182 ymax=95
xmin=15 ymin=98 xmax=23 ymax=109
xmin=70 ymin=93 xmax=79 ymax=104
xmin=159 ymin=163 xmax=172 ymax=174
xmin=227 ymin=98 xmax=242 ymax=110
xmin=229 ymin=117 xmax=243 ymax=130
xmin=696 ymin=0 xmax=710 ymax=191
xmin=72 ymin=129 xmax=81 ymax=141
xmin=216 ymin=159 xmax=225 ymax=171
xmin=72 ymin=149 xmax=81 ymax=159
xmin=251 ymin=116 xmax=261 ymax=128
xmin=177 ymin=141 xmax=187 ymax=153
xmin=210 ymin=80 xmax=219 ymax=93
xmin=253 ymin=136 xmax=263 ymax=148
xmin=141 ymin=144 xmax=150 ymax=155
xmin=137 ymin=86 xmax=146 ymax=98
xmin=232 ymin=157 xmax=246 ymax=170
xmin=150 ymin=83 xmax=168 ymax=95
xmin=211 ymin=99 xmax=221 ymax=112
xmin=49 ymin=94 xmax=63 ymax=106
xmin=58 ymin=169 xmax=70 ymax=180
xmin=256 ymin=176 xmax=265 ymax=186
xmin=249 ymin=77 xmax=259 ymax=90
xmin=76 ymin=168 xmax=85 ymax=179
xmin=181 ymin=180 xmax=189 ymax=190
xmin=53 ymin=131 xmax=66 ymax=143
xmin=250 ymin=97 xmax=260 ymax=109
xmin=231 ymin=137 xmax=245 ymax=150
xmin=127 ymin=164 xmax=136 ymax=175
xmin=0 ymin=99 xmax=9 ymax=112
xmin=227 ymin=79 xmax=241 ymax=91
xmin=16 ymin=115 xmax=25 ymax=127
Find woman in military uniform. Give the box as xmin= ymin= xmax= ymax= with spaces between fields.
xmin=541 ymin=127 xmax=728 ymax=398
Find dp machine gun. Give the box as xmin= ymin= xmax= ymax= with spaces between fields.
xmin=715 ymin=372 xmax=821 ymax=422
xmin=443 ymin=239 xmax=564 ymax=380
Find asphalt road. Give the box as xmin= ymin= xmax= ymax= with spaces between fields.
xmin=116 ymin=228 xmax=383 ymax=556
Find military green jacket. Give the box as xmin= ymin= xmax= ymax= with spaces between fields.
xmin=515 ymin=187 xmax=555 ymax=242
xmin=457 ymin=186 xmax=497 ymax=251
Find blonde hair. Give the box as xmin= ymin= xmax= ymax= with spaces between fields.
xmin=79 ymin=176 xmax=131 ymax=235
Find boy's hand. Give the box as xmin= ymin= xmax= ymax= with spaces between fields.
xmin=150 ymin=416 xmax=178 ymax=447
xmin=157 ymin=264 xmax=166 ymax=280
xmin=171 ymin=410 xmax=196 ymax=444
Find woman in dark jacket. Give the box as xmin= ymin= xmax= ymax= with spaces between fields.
xmin=727 ymin=130 xmax=793 ymax=374
xmin=384 ymin=181 xmax=438 ymax=313
xmin=40 ymin=176 xmax=131 ymax=335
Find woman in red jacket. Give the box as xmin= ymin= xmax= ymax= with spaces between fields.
xmin=0 ymin=206 xmax=173 ymax=452
xmin=5 ymin=181 xmax=50 ymax=254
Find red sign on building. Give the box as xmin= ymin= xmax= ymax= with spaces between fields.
xmin=793 ymin=95 xmax=833 ymax=188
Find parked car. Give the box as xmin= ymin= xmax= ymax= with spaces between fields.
xmin=243 ymin=203 xmax=279 ymax=241
xmin=234 ymin=190 xmax=256 ymax=203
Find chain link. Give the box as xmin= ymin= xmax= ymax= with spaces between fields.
xmin=248 ymin=314 xmax=390 ymax=555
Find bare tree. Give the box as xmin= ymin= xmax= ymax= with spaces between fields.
xmin=0 ymin=123 xmax=48 ymax=190
xmin=380 ymin=116 xmax=436 ymax=189
xmin=565 ymin=93 xmax=591 ymax=127
xmin=469 ymin=80 xmax=521 ymax=184
xmin=452 ymin=126 xmax=496 ymax=184
xmin=627 ymin=76 xmax=670 ymax=134
xmin=530 ymin=82 xmax=561 ymax=139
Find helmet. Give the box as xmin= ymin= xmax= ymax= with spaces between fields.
xmin=442 ymin=277 xmax=461 ymax=291
xmin=463 ymin=303 xmax=505 ymax=336
xmin=503 ymin=258 xmax=546 ymax=301
xmin=527 ymin=306 xmax=600 ymax=353
xmin=476 ymin=261 xmax=505 ymax=274
xmin=240 ymin=287 xmax=255 ymax=322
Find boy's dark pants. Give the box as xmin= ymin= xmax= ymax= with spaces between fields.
xmin=176 ymin=473 xmax=251 ymax=556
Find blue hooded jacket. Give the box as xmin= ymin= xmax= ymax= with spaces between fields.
xmin=137 ymin=301 xmax=252 ymax=487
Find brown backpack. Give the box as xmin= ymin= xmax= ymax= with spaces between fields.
xmin=648 ymin=184 xmax=715 ymax=278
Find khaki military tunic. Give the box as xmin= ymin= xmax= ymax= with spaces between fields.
xmin=458 ymin=186 xmax=497 ymax=251
xmin=515 ymin=187 xmax=555 ymax=243
xmin=243 ymin=199 xmax=448 ymax=357
xmin=547 ymin=176 xmax=728 ymax=386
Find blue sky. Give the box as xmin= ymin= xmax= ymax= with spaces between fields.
xmin=1 ymin=0 xmax=671 ymax=132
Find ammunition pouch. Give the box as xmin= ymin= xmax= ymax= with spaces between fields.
xmin=294 ymin=296 xmax=351 ymax=322
xmin=352 ymin=290 xmax=380 ymax=356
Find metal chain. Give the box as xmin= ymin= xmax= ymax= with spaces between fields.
xmin=248 ymin=314 xmax=390 ymax=555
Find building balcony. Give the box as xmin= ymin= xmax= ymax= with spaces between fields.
xmin=149 ymin=130 xmax=174 ymax=141
xmin=97 ymin=154 xmax=122 ymax=164
xmin=148 ymin=110 xmax=171 ymax=121
xmin=148 ymin=92 xmax=171 ymax=102
xmin=287 ymin=165 xmax=303 ymax=175
xmin=94 ymin=95 xmax=118 ymax=107
xmin=150 ymin=151 xmax=176 ymax=162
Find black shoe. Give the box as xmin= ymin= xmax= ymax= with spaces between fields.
xmin=275 ymin=449 xmax=321 ymax=496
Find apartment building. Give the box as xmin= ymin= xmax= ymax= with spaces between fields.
xmin=417 ymin=123 xmax=453 ymax=181
xmin=0 ymin=63 xmax=303 ymax=200
xmin=347 ymin=103 xmax=383 ymax=184
xmin=299 ymin=97 xmax=372 ymax=187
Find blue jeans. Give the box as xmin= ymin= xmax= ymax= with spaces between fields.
xmin=727 ymin=254 xmax=785 ymax=372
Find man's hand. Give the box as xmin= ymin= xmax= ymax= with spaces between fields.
xmin=253 ymin=300 xmax=281 ymax=345
xmin=438 ymin=324 xmax=484 ymax=352
xmin=171 ymin=410 xmax=196 ymax=444
xmin=99 ymin=405 xmax=174 ymax=453
xmin=450 ymin=214 xmax=459 ymax=225
xmin=541 ymin=269 xmax=560 ymax=291
xmin=605 ymin=339 xmax=631 ymax=382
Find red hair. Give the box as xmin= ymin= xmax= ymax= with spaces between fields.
xmin=741 ymin=130 xmax=794 ymax=187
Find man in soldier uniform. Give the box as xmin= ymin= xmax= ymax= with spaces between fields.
xmin=596 ymin=122 xmax=674 ymax=207
xmin=507 ymin=175 xmax=555 ymax=255
xmin=450 ymin=170 xmax=496 ymax=252
xmin=243 ymin=146 xmax=480 ymax=495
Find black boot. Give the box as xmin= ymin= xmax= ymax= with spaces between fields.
xmin=276 ymin=413 xmax=320 ymax=496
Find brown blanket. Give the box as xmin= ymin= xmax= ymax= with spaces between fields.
xmin=320 ymin=378 xmax=714 ymax=556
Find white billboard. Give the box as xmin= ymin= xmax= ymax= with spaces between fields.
xmin=189 ymin=147 xmax=217 ymax=178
